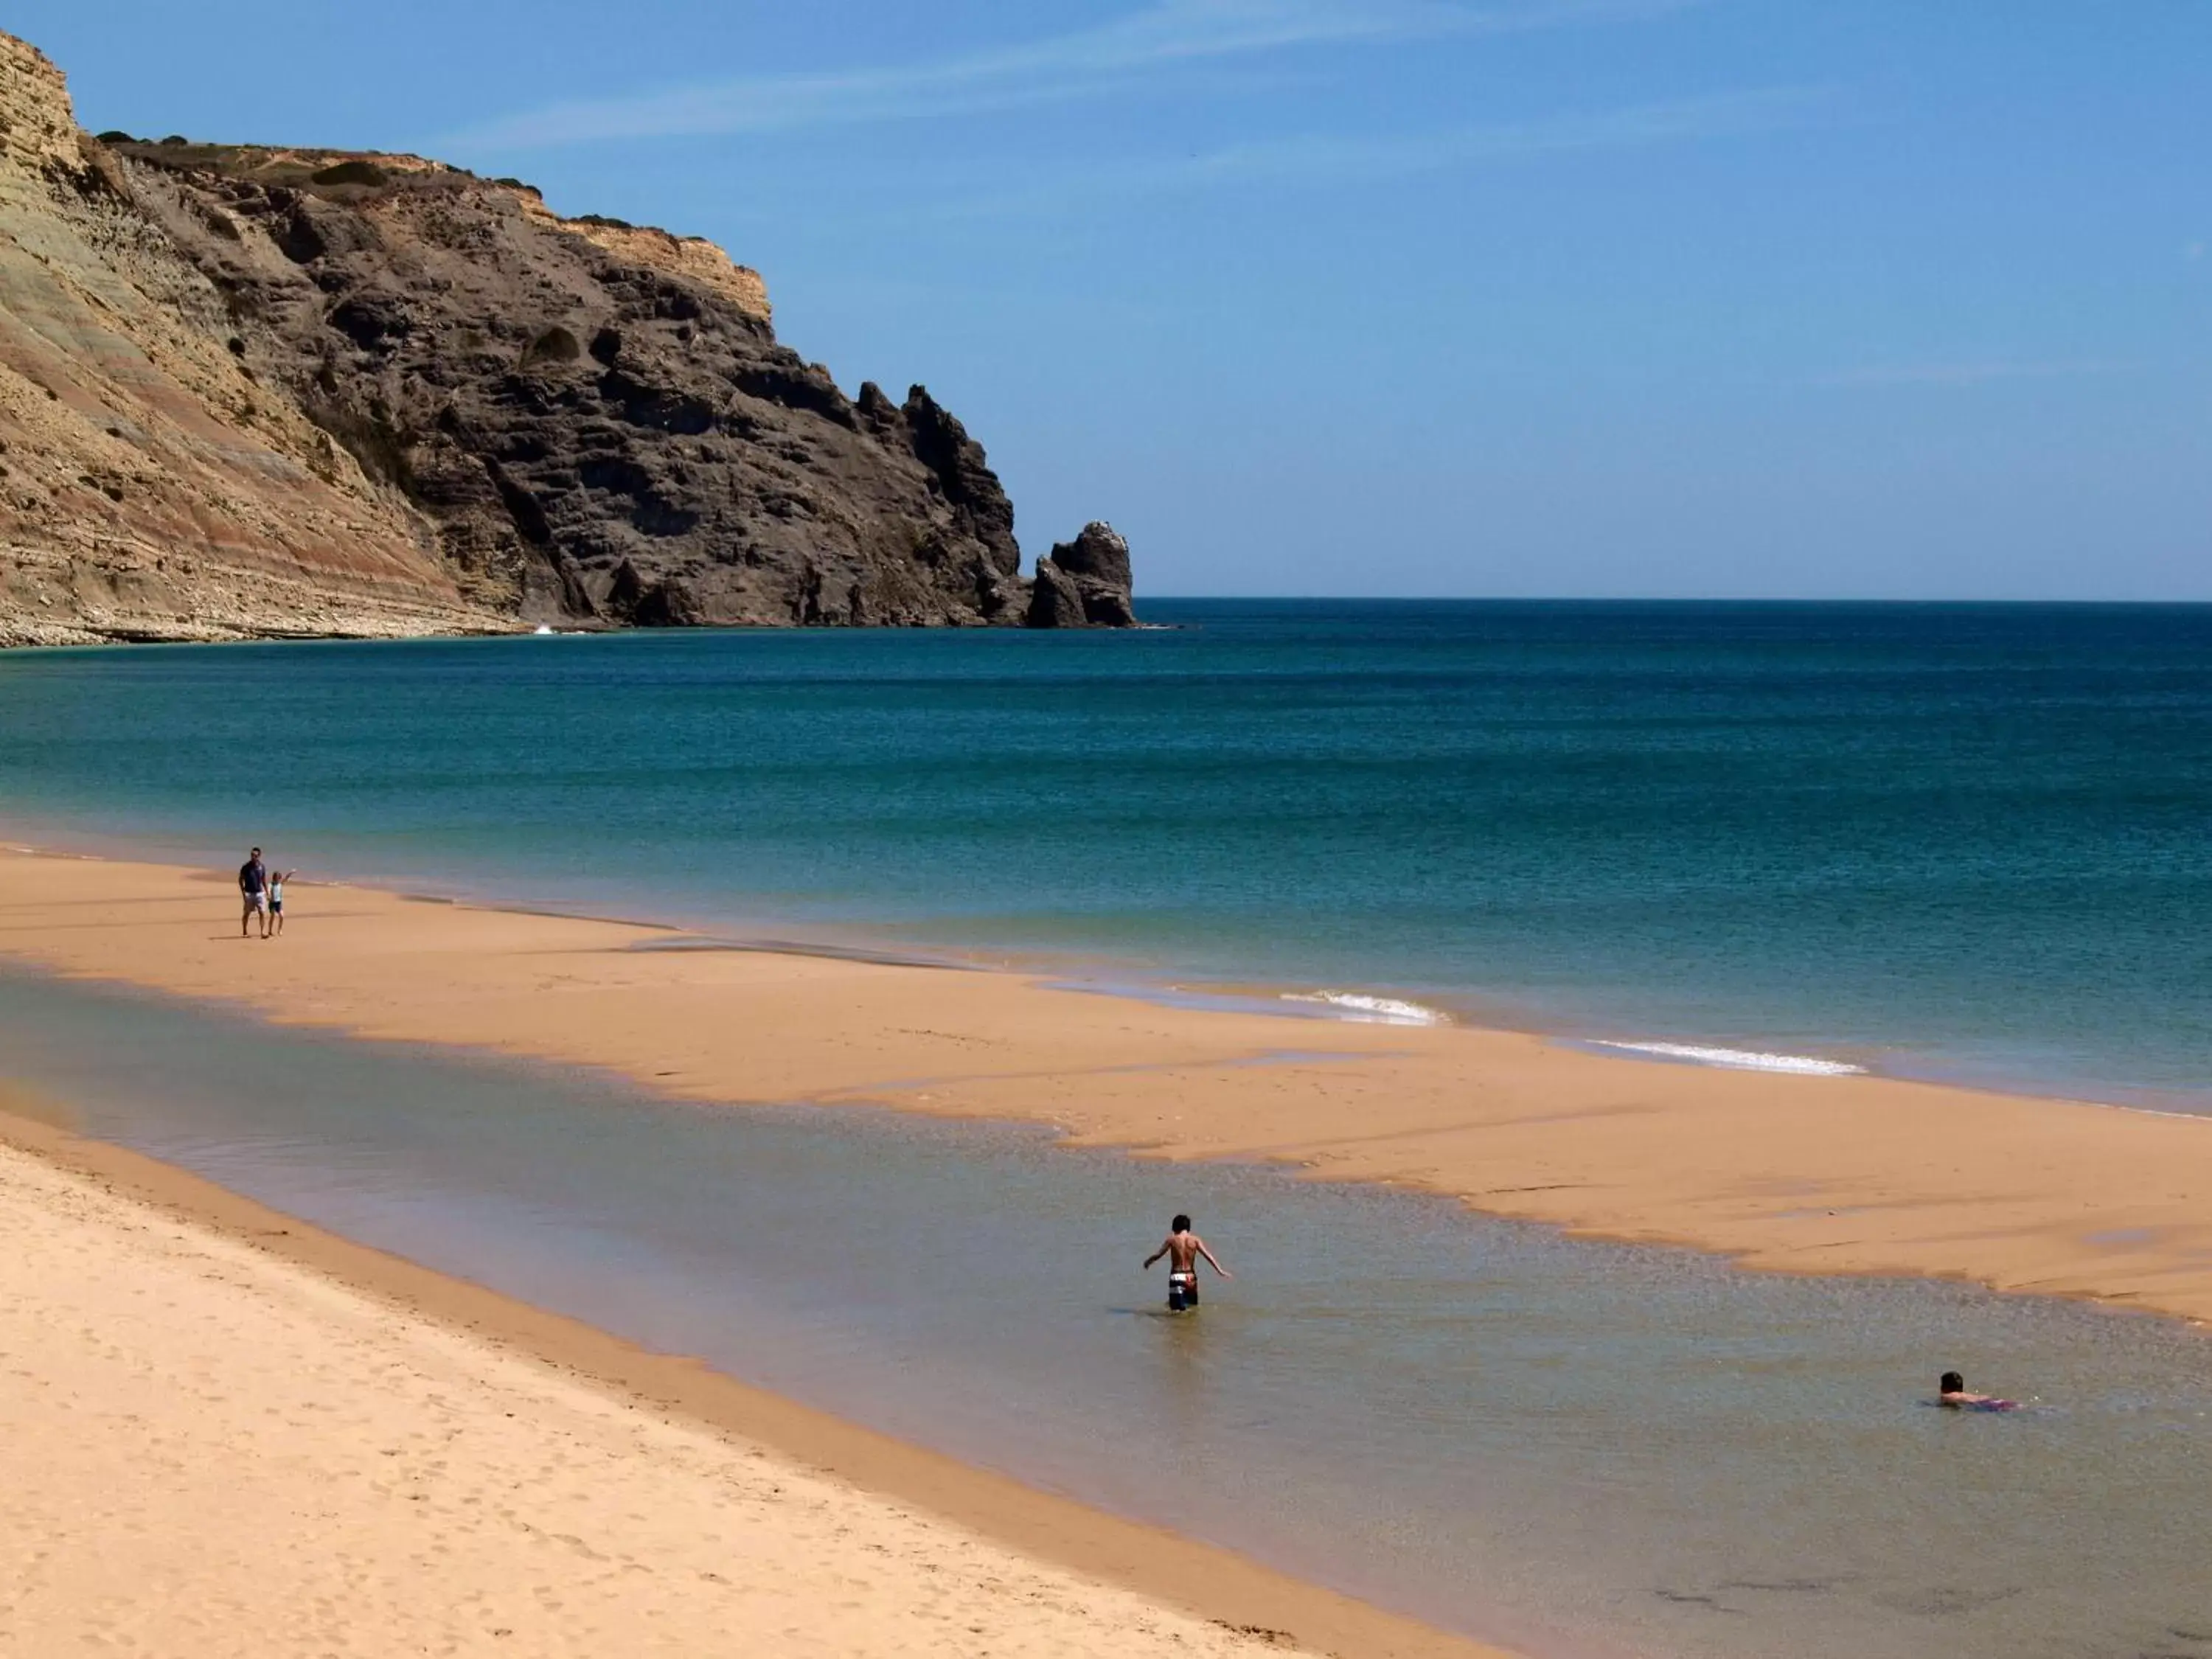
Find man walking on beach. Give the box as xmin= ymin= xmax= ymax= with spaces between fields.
xmin=238 ymin=847 xmax=270 ymax=939
xmin=1144 ymin=1214 xmax=1230 ymax=1312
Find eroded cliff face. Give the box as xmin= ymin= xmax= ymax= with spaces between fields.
xmin=0 ymin=28 xmax=1133 ymax=644
xmin=0 ymin=33 xmax=493 ymax=644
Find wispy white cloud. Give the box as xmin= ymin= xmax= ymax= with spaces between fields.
xmin=923 ymin=87 xmax=1824 ymax=213
xmin=447 ymin=0 xmax=1705 ymax=151
xmin=1158 ymin=86 xmax=1812 ymax=183
xmin=1816 ymin=359 xmax=2125 ymax=389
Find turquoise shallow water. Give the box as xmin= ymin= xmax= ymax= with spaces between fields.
xmin=4 ymin=967 xmax=2208 ymax=1659
xmin=1 ymin=600 xmax=2208 ymax=1102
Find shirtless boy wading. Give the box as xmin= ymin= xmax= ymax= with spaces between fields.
xmin=1144 ymin=1214 xmax=1230 ymax=1312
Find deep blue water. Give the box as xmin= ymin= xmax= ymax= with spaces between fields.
xmin=2 ymin=600 xmax=2207 ymax=1102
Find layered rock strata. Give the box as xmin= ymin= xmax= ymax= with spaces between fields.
xmin=0 ymin=34 xmax=493 ymax=644
xmin=0 ymin=29 xmax=1133 ymax=644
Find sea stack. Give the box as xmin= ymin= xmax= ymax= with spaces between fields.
xmin=1026 ymin=521 xmax=1136 ymax=628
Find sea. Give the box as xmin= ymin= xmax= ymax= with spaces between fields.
xmin=2 ymin=600 xmax=2211 ymax=1658
xmin=1 ymin=599 xmax=2207 ymax=1107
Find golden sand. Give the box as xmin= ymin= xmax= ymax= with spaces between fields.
xmin=3 ymin=846 xmax=2207 ymax=1325
xmin=0 ymin=1116 xmax=1493 ymax=1658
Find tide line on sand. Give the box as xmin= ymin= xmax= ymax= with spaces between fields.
xmin=1280 ymin=990 xmax=1450 ymax=1026
xmin=1587 ymin=1039 xmax=1866 ymax=1077
xmin=0 ymin=1127 xmax=1487 ymax=1659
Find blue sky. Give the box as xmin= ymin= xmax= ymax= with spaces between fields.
xmin=23 ymin=2 xmax=2210 ymax=597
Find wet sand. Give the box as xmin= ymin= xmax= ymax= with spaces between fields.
xmin=1 ymin=845 xmax=2208 ymax=1328
xmin=0 ymin=1109 xmax=1495 ymax=1659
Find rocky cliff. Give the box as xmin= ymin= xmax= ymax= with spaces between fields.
xmin=0 ymin=32 xmax=493 ymax=644
xmin=0 ymin=29 xmax=1133 ymax=644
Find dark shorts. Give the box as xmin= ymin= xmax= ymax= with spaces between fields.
xmin=1168 ymin=1272 xmax=1198 ymax=1312
xmin=269 ymin=900 xmax=283 ymax=914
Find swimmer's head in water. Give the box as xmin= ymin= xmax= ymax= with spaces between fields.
xmin=1940 ymin=1371 xmax=1964 ymax=1394
xmin=1172 ymin=1214 xmax=1192 ymax=1234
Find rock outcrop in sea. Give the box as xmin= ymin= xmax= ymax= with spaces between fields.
xmin=1027 ymin=522 xmax=1136 ymax=628
xmin=0 ymin=28 xmax=1133 ymax=644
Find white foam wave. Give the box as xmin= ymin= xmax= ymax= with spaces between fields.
xmin=1590 ymin=1040 xmax=1865 ymax=1077
xmin=1282 ymin=991 xmax=1447 ymax=1026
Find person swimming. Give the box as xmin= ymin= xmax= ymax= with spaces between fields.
xmin=1144 ymin=1214 xmax=1231 ymax=1312
xmin=1938 ymin=1370 xmax=2019 ymax=1411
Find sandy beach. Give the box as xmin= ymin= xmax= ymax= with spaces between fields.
xmin=6 ymin=1 xmax=2202 ymax=1648
xmin=0 ymin=1109 xmax=1498 ymax=1659
xmin=1 ymin=846 xmax=2208 ymax=1327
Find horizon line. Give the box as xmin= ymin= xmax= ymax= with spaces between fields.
xmin=1124 ymin=594 xmax=2212 ymax=605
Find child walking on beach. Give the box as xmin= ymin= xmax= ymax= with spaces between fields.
xmin=269 ymin=869 xmax=297 ymax=935
xmin=1144 ymin=1214 xmax=1230 ymax=1312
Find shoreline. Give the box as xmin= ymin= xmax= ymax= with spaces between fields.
xmin=0 ymin=844 xmax=2208 ymax=1331
xmin=10 ymin=805 xmax=2202 ymax=1124
xmin=0 ymin=1102 xmax=1503 ymax=1659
